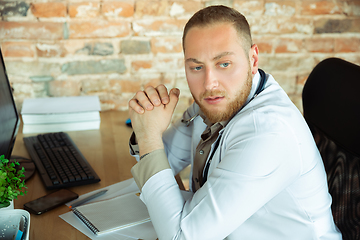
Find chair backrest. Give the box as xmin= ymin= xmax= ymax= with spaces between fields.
xmin=302 ymin=58 xmax=360 ymax=240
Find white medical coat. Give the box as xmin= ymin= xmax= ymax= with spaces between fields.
xmin=131 ymin=72 xmax=342 ymax=240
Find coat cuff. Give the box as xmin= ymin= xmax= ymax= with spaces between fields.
xmin=131 ymin=149 xmax=170 ymax=190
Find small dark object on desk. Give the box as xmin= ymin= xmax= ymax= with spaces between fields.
xmin=24 ymin=189 xmax=78 ymax=215
xmin=126 ymin=118 xmax=132 ymax=127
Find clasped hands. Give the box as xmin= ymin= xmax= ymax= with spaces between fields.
xmin=128 ymin=84 xmax=180 ymax=156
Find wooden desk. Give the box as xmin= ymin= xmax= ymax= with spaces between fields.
xmin=13 ymin=111 xmax=137 ymax=240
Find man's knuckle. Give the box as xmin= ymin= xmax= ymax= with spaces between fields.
xmin=135 ymin=90 xmax=144 ymax=97
xmin=145 ymin=86 xmax=155 ymax=92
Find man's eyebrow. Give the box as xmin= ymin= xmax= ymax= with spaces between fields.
xmin=213 ymin=52 xmax=235 ymax=61
xmin=185 ymin=58 xmax=203 ymax=64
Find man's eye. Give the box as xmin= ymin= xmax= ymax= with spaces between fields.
xmin=219 ymin=63 xmax=230 ymax=68
xmin=192 ymin=66 xmax=202 ymax=71
xmin=219 ymin=62 xmax=230 ymax=68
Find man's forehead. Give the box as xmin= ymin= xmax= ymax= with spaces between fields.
xmin=184 ymin=23 xmax=244 ymax=52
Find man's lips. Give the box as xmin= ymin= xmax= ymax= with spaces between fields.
xmin=204 ymin=96 xmax=225 ymax=104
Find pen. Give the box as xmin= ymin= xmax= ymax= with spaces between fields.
xmin=69 ymin=189 xmax=108 ymax=209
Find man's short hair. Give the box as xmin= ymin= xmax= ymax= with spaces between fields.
xmin=182 ymin=5 xmax=253 ymax=54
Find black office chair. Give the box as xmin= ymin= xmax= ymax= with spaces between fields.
xmin=302 ymin=58 xmax=360 ymax=240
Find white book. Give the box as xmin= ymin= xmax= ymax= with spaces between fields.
xmin=21 ymin=96 xmax=101 ymax=124
xmin=22 ymin=120 xmax=100 ymax=134
xmin=21 ymin=111 xmax=100 ymax=124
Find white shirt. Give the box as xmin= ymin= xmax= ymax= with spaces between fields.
xmin=131 ymin=72 xmax=342 ymax=240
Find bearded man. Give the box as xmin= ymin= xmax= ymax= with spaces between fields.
xmin=128 ymin=5 xmax=342 ymax=240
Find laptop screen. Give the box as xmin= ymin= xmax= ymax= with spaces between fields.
xmin=0 ymin=47 xmax=20 ymax=159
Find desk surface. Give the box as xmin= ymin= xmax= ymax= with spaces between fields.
xmin=13 ymin=111 xmax=137 ymax=240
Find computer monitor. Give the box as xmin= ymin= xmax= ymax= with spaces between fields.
xmin=0 ymin=47 xmax=20 ymax=159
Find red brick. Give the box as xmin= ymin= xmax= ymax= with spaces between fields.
xmin=270 ymin=71 xmax=297 ymax=94
xmin=102 ymin=1 xmax=135 ymax=17
xmin=4 ymin=61 xmax=61 ymax=76
xmin=31 ymin=2 xmax=67 ymax=18
xmin=264 ymin=2 xmax=296 ymax=16
xmin=234 ymin=0 xmax=265 ymax=16
xmin=69 ymin=20 xmax=130 ymax=38
xmin=36 ymin=43 xmax=65 ymax=57
xmin=162 ymin=73 xmax=176 ymax=85
xmin=168 ymin=1 xmax=202 ymax=17
xmin=48 ymin=80 xmax=81 ymax=97
xmin=335 ymin=38 xmax=360 ymax=52
xmin=251 ymin=17 xmax=312 ymax=35
xmin=151 ymin=57 xmax=183 ymax=71
xmin=275 ymin=39 xmax=303 ymax=53
xmin=63 ymin=40 xmax=87 ymax=55
xmin=344 ymin=1 xmax=360 ymax=16
xmin=117 ymin=80 xmax=141 ymax=93
xmin=143 ymin=77 xmax=163 ymax=89
xmin=296 ymin=72 xmax=310 ymax=86
xmin=135 ymin=0 xmax=168 ymax=17
xmin=151 ymin=37 xmax=182 ymax=54
xmin=288 ymin=93 xmax=303 ymax=112
xmin=81 ymin=79 xmax=110 ymax=93
xmin=253 ymin=37 xmax=274 ymax=54
xmin=348 ymin=19 xmax=360 ymax=32
xmin=259 ymin=55 xmax=315 ymax=72
xmin=305 ymin=38 xmax=334 ymax=53
xmin=133 ymin=19 xmax=187 ymax=36
xmin=132 ymin=61 xmax=153 ymax=71
xmin=69 ymin=2 xmax=100 ymax=18
xmin=1 ymin=42 xmax=35 ymax=57
xmin=257 ymin=42 xmax=272 ymax=54
xmin=0 ymin=22 xmax=63 ymax=40
xmin=301 ymin=1 xmax=342 ymax=15
xmin=108 ymin=80 xmax=121 ymax=95
xmin=100 ymin=98 xmax=128 ymax=111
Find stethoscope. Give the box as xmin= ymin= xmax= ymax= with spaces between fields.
xmin=181 ymin=69 xmax=268 ymax=127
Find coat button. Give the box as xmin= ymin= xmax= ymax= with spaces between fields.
xmin=199 ymin=150 xmax=204 ymax=154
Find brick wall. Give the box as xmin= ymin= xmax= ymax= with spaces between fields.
xmin=1 ymin=0 xmax=359 ymax=119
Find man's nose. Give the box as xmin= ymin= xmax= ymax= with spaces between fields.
xmin=204 ymin=67 xmax=219 ymax=90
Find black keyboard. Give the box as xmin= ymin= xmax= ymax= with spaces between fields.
xmin=23 ymin=132 xmax=100 ymax=190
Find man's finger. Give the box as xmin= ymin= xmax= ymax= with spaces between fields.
xmin=129 ymin=98 xmax=145 ymax=114
xmin=156 ymin=84 xmax=170 ymax=105
xmin=166 ymin=88 xmax=180 ymax=111
xmin=145 ymin=86 xmax=162 ymax=107
xmin=135 ymin=90 xmax=155 ymax=111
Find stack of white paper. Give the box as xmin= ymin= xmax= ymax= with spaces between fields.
xmin=61 ymin=178 xmax=159 ymax=240
xmin=72 ymin=192 xmax=151 ymax=235
xmin=21 ymin=96 xmax=101 ymax=134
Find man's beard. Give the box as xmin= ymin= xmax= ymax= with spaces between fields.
xmin=194 ymin=68 xmax=253 ymax=123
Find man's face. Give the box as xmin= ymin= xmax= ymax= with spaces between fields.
xmin=184 ymin=23 xmax=259 ymax=123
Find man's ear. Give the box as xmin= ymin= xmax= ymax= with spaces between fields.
xmin=249 ymin=44 xmax=259 ymax=75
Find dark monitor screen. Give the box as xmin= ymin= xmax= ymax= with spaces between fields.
xmin=0 ymin=47 xmax=19 ymax=159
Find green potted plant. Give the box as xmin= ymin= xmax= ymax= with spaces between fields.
xmin=0 ymin=155 xmax=27 ymax=209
